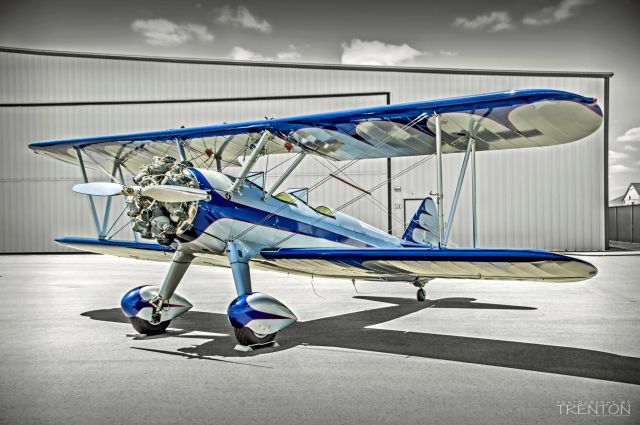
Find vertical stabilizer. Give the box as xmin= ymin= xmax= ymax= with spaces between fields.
xmin=402 ymin=197 xmax=439 ymax=246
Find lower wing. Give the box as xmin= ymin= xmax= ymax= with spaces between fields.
xmin=56 ymin=237 xmax=596 ymax=283
xmin=55 ymin=237 xmax=230 ymax=268
xmin=258 ymin=247 xmax=597 ymax=282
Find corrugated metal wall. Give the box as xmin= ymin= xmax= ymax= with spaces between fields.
xmin=609 ymin=205 xmax=640 ymax=243
xmin=0 ymin=50 xmax=606 ymax=252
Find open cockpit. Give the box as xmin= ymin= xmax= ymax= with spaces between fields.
xmin=272 ymin=188 xmax=335 ymax=218
xmin=218 ymin=168 xmax=337 ymax=219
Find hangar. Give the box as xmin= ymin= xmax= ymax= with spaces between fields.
xmin=0 ymin=46 xmax=612 ymax=253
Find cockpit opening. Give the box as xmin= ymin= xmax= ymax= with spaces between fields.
xmin=274 ymin=192 xmax=297 ymax=204
xmin=285 ymin=188 xmax=308 ymax=203
xmin=314 ymin=206 xmax=335 ymax=217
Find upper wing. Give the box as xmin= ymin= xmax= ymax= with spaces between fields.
xmin=258 ymin=247 xmax=597 ymax=283
xmin=29 ymin=89 xmax=602 ymax=172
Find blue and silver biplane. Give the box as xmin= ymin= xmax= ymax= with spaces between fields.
xmin=30 ymin=89 xmax=602 ymax=348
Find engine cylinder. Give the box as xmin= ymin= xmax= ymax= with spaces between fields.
xmin=126 ymin=156 xmax=200 ymax=245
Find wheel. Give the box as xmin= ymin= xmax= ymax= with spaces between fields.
xmin=417 ymin=288 xmax=427 ymax=302
xmin=233 ymin=327 xmax=276 ymax=346
xmin=129 ymin=316 xmax=170 ymax=335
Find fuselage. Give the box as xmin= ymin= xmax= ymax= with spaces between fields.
xmin=179 ymin=168 xmax=406 ymax=256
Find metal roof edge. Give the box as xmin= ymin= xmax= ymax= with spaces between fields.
xmin=0 ymin=46 xmax=615 ymax=79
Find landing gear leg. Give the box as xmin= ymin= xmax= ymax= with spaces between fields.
xmin=227 ymin=241 xmax=273 ymax=346
xmin=226 ymin=241 xmax=296 ymax=348
xmin=124 ymin=248 xmax=194 ymax=335
xmin=227 ymin=241 xmax=253 ymax=296
xmin=153 ymin=249 xmax=194 ymax=321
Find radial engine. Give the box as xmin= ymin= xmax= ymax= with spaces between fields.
xmin=127 ymin=156 xmax=200 ymax=245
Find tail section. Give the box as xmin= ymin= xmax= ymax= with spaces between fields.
xmin=402 ymin=197 xmax=439 ymax=246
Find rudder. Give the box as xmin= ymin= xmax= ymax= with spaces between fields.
xmin=402 ymin=197 xmax=439 ymax=246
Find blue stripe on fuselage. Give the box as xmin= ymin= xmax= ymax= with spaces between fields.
xmin=186 ymin=168 xmax=375 ymax=248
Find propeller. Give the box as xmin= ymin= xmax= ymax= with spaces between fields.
xmin=141 ymin=185 xmax=209 ymax=202
xmin=72 ymin=182 xmax=209 ymax=203
xmin=73 ymin=182 xmax=124 ymax=196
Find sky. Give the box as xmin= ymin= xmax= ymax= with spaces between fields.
xmin=1 ymin=0 xmax=639 ymax=196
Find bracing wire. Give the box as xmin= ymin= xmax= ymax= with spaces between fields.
xmin=104 ymin=204 xmax=129 ymax=237
xmin=307 ymin=154 xmax=406 ymax=228
xmin=272 ymin=154 xmax=434 ymax=247
xmin=231 ymin=113 xmax=429 ymax=240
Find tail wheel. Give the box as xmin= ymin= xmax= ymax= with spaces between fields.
xmin=233 ymin=327 xmax=276 ymax=346
xmin=129 ymin=316 xmax=170 ymax=335
xmin=417 ymin=288 xmax=427 ymax=302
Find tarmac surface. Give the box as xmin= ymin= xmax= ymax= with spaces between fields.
xmin=0 ymin=253 xmax=638 ymax=425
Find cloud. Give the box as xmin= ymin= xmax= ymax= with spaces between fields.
xmin=623 ymin=144 xmax=639 ymax=152
xmin=216 ymin=5 xmax=272 ymax=33
xmin=610 ymin=164 xmax=636 ymax=173
xmin=228 ymin=46 xmax=270 ymax=61
xmin=276 ymin=51 xmax=302 ymax=61
xmin=453 ymin=11 xmax=513 ymax=32
xmin=618 ymin=127 xmax=640 ymax=143
xmin=340 ymin=39 xmax=423 ymax=66
xmin=228 ymin=46 xmax=302 ymax=62
xmin=132 ymin=19 xmax=213 ymax=46
xmin=609 ymin=150 xmax=630 ymax=163
xmin=182 ymin=23 xmax=214 ymax=42
xmin=523 ymin=0 xmax=594 ymax=26
xmin=440 ymin=50 xmax=459 ymax=56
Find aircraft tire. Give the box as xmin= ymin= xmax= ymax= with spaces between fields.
xmin=233 ymin=327 xmax=276 ymax=346
xmin=129 ymin=316 xmax=170 ymax=335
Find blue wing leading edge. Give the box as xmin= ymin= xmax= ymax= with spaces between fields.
xmin=29 ymin=89 xmax=602 ymax=171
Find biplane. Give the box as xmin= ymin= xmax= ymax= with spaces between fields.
xmin=29 ymin=89 xmax=602 ymax=348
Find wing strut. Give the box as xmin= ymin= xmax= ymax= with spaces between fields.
xmin=435 ymin=114 xmax=445 ymax=246
xmin=444 ymin=139 xmax=473 ymax=245
xmin=436 ymin=116 xmax=481 ymax=247
xmin=471 ymin=138 xmax=478 ymax=247
xmin=175 ymin=138 xmax=187 ymax=162
xmin=440 ymin=132 xmax=479 ymax=247
xmin=74 ymin=147 xmax=137 ymax=241
xmin=263 ymin=152 xmax=306 ymax=200
xmin=75 ymin=148 xmax=102 ymax=236
xmin=230 ymin=130 xmax=272 ymax=193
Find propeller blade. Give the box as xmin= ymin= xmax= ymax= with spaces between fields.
xmin=73 ymin=182 xmax=124 ymax=196
xmin=141 ymin=185 xmax=209 ymax=203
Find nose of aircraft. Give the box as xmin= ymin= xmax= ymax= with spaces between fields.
xmin=189 ymin=168 xmax=233 ymax=193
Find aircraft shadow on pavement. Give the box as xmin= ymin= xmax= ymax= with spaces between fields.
xmin=82 ymin=296 xmax=640 ymax=386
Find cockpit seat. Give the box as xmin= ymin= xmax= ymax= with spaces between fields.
xmin=314 ymin=206 xmax=334 ymax=217
xmin=274 ymin=192 xmax=297 ymax=204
